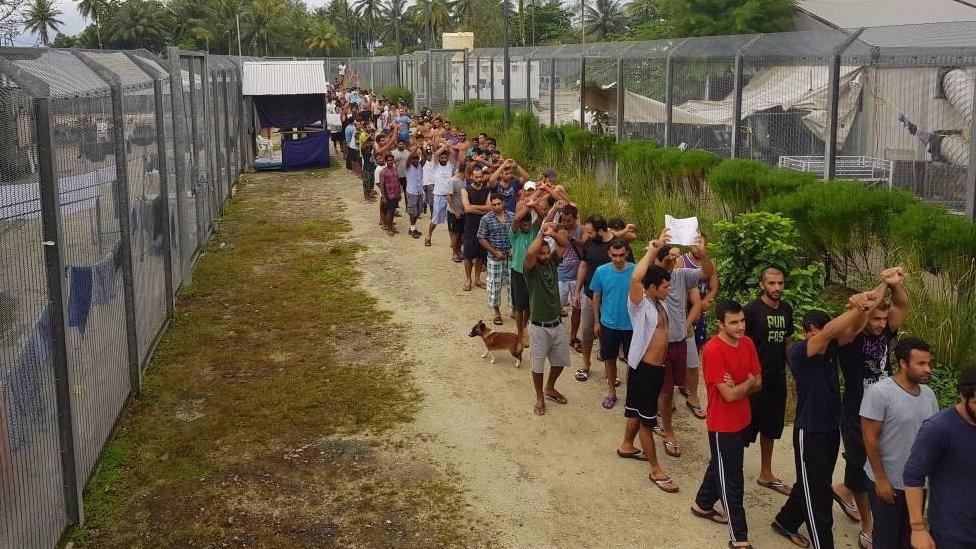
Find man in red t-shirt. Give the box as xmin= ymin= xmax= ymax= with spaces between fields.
xmin=691 ymin=300 xmax=762 ymax=548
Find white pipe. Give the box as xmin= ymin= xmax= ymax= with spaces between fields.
xmin=943 ymin=68 xmax=973 ymax=127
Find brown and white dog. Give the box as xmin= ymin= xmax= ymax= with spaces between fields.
xmin=468 ymin=320 xmax=528 ymax=367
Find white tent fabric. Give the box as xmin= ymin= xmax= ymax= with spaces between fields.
xmin=620 ymin=65 xmax=864 ymax=144
xmin=242 ymin=61 xmax=328 ymax=96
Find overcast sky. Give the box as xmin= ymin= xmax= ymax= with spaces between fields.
xmin=16 ymin=0 xmax=334 ymax=46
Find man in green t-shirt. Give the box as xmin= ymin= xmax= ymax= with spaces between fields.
xmin=523 ymin=219 xmax=571 ymax=416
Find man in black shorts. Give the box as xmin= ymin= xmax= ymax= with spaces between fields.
xmin=743 ymin=267 xmax=793 ymax=497
xmin=617 ymin=230 xmax=678 ymax=494
xmin=832 ymin=267 xmax=908 ymax=547
xmin=461 ymin=166 xmax=491 ymax=291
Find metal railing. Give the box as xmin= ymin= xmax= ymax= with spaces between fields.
xmin=0 ymin=47 xmax=258 ymax=548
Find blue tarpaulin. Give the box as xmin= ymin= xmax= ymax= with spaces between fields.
xmin=281 ymin=131 xmax=331 ymax=171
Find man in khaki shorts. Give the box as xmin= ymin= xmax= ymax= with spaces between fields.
xmin=523 ymin=220 xmax=571 ymax=416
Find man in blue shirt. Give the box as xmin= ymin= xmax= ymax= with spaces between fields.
xmin=344 ymin=118 xmax=361 ymax=176
xmin=772 ymin=290 xmax=879 ymax=549
xmin=395 ymin=107 xmax=412 ymax=142
xmin=590 ymin=238 xmax=635 ymax=410
xmin=903 ymin=366 xmax=976 ymax=549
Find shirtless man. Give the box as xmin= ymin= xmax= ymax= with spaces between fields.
xmin=616 ymin=229 xmax=679 ymax=494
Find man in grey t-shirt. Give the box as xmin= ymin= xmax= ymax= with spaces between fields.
xmin=860 ymin=337 xmax=939 ymax=549
xmin=652 ymin=239 xmax=715 ymax=457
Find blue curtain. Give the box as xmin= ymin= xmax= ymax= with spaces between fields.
xmin=253 ymin=94 xmax=324 ymax=128
xmin=282 ymin=131 xmax=331 ymax=171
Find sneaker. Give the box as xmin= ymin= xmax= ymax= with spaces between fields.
xmin=410 ymin=229 xmax=421 ymax=239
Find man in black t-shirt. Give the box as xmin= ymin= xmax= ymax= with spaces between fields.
xmin=743 ymin=267 xmax=793 ymax=497
xmin=572 ymin=215 xmax=613 ymax=382
xmin=772 ymin=291 xmax=879 ymax=549
xmin=831 ymin=267 xmax=909 ymax=547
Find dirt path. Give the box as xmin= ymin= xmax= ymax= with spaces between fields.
xmin=329 ymin=168 xmax=864 ymax=548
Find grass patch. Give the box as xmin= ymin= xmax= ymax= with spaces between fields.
xmin=69 ymin=169 xmax=491 ymax=547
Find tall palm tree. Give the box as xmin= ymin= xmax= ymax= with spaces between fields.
xmin=251 ymin=0 xmax=285 ymax=56
xmin=352 ymin=0 xmax=381 ymax=56
xmin=583 ymin=0 xmax=625 ymax=41
xmin=23 ymin=0 xmax=63 ymax=46
xmin=408 ymin=0 xmax=452 ymax=48
xmin=625 ymin=0 xmax=660 ymax=25
xmin=77 ymin=0 xmax=107 ymax=48
xmin=305 ymin=18 xmax=340 ymax=54
xmin=104 ymin=0 xmax=167 ymax=50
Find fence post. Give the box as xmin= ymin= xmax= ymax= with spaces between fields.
xmin=664 ymin=40 xmax=687 ymax=148
xmin=525 ymin=57 xmax=532 ymax=114
xmin=615 ymin=56 xmax=625 ymax=142
xmin=72 ymin=52 xmax=142 ymax=391
xmin=221 ymin=71 xmax=233 ymax=192
xmin=579 ymin=57 xmax=586 ymax=128
xmin=426 ymin=50 xmax=433 ymax=109
xmin=0 ymin=56 xmax=84 ymax=525
xmin=126 ymin=51 xmax=176 ymax=315
xmin=730 ymin=52 xmax=745 ymax=158
xmin=968 ymin=66 xmax=976 ymax=217
xmin=463 ymin=50 xmax=470 ymax=102
xmin=475 ymin=56 xmax=481 ymax=100
xmin=549 ymin=57 xmax=556 ymax=126
xmin=825 ymin=29 xmax=864 ymax=181
xmin=202 ymin=52 xmax=219 ymax=222
xmin=490 ymin=56 xmax=496 ymax=105
xmin=166 ymin=48 xmax=193 ymax=283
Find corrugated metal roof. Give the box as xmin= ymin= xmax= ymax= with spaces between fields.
xmin=798 ymin=0 xmax=976 ymax=28
xmin=242 ymin=60 xmax=327 ymax=96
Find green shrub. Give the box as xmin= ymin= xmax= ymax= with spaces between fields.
xmin=445 ymin=100 xmax=505 ymax=137
xmin=762 ymin=180 xmax=912 ymax=276
xmin=711 ymin=211 xmax=829 ymax=337
xmin=538 ymin=125 xmax=564 ymax=169
xmin=759 ymin=166 xmax=817 ymax=198
xmin=680 ymin=149 xmax=722 ymax=199
xmin=498 ymin=112 xmax=542 ymax=167
xmin=560 ymin=125 xmax=615 ymax=174
xmin=889 ymin=202 xmax=976 ymax=275
xmin=377 ymin=85 xmax=412 ymax=106
xmin=899 ymin=249 xmax=976 ymax=407
xmin=707 ymin=159 xmax=770 ymax=213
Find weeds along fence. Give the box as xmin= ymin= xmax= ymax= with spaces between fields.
xmin=370 ymin=22 xmax=976 ymax=217
xmin=0 ymin=47 xmax=259 ymax=548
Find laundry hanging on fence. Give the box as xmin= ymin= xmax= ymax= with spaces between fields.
xmin=281 ymin=130 xmax=331 ymax=171
xmin=4 ymin=305 xmax=53 ymax=452
xmin=253 ymin=94 xmax=325 ymax=129
xmin=67 ymin=265 xmax=93 ymax=335
xmin=91 ymin=244 xmax=120 ymax=305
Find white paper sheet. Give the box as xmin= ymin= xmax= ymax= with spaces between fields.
xmin=665 ymin=215 xmax=699 ymax=246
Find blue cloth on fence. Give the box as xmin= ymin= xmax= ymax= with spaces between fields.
xmin=281 ymin=131 xmax=331 ymax=171
xmin=254 ymin=94 xmax=325 ymax=129
xmin=67 ymin=266 xmax=93 ymax=335
xmin=6 ymin=306 xmax=53 ymax=452
xmin=91 ymin=245 xmax=119 ymax=305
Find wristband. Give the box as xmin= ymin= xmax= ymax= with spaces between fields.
xmin=910 ymin=521 xmax=927 ymax=531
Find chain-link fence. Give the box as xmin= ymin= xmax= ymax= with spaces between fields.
xmin=396 ymin=22 xmax=976 ymax=216
xmin=0 ymin=47 xmax=250 ymax=548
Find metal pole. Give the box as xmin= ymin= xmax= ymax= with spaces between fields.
xmin=463 ymin=49 xmax=469 ymax=102
xmin=186 ymin=56 xmax=206 ymax=247
xmin=525 ymin=57 xmax=532 ymax=113
xmin=549 ymin=57 xmax=556 ymax=126
xmin=73 ymin=52 xmax=142 ymax=389
xmin=222 ymin=71 xmax=233 ymax=192
xmin=968 ymin=68 xmax=976 ymax=217
xmin=579 ymin=57 xmax=586 ymax=128
xmin=664 ymin=48 xmax=676 ymax=147
xmin=475 ymin=55 xmax=481 ymax=100
xmin=126 ymin=51 xmax=176 ymax=314
xmin=201 ymin=53 xmax=217 ymax=226
xmin=502 ymin=0 xmax=511 ymax=126
xmin=236 ymin=13 xmax=243 ymax=57
xmin=490 ymin=56 xmax=495 ymax=105
xmin=615 ymin=56 xmax=624 ymax=142
xmin=825 ymin=29 xmax=864 ymax=181
xmin=730 ymin=52 xmax=744 ymax=159
xmin=166 ymin=48 xmax=192 ymax=283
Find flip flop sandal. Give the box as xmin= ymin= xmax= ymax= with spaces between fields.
xmin=858 ymin=531 xmax=872 ymax=549
xmin=678 ymin=386 xmax=691 ymax=398
xmin=462 ymin=283 xmax=472 ymax=291
xmin=575 ymin=369 xmax=589 ymax=382
xmin=649 ymin=475 xmax=679 ymax=493
xmin=831 ymin=490 xmax=861 ymax=522
xmin=664 ymin=441 xmax=681 ymax=457
xmin=728 ymin=543 xmax=753 ymax=549
xmin=424 ymin=239 xmax=432 ymax=247
xmin=533 ymin=403 xmax=545 ymax=416
xmin=614 ymin=377 xmax=621 ymax=387
xmin=493 ymin=317 xmax=503 ymax=325
xmin=544 ymin=393 xmax=568 ymax=405
xmin=685 ymin=400 xmax=706 ymax=420
xmin=615 ymin=449 xmax=648 ymax=461
xmin=653 ymin=425 xmax=666 ymax=437
xmin=601 ymin=394 xmax=617 ymax=409
xmin=690 ymin=506 xmax=729 ymax=525
xmin=452 ymin=256 xmax=463 ymax=263
xmin=570 ymin=337 xmax=583 ymax=353
xmin=771 ymin=521 xmax=811 ymax=548
xmin=757 ymin=479 xmax=792 ymax=496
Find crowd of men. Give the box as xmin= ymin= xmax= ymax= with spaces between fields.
xmin=326 ymin=85 xmax=976 ymax=549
